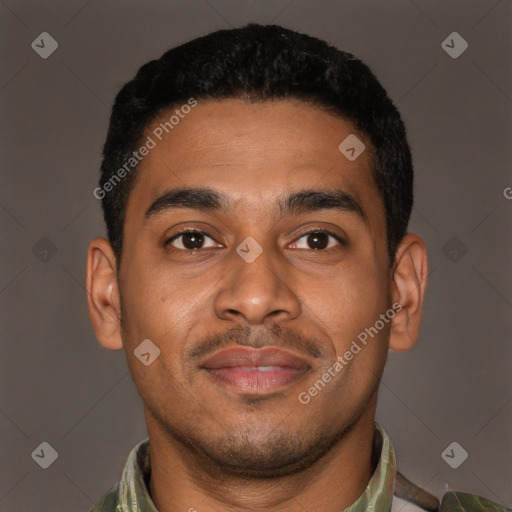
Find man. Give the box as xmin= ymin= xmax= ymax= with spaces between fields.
xmin=86 ymin=24 xmax=509 ymax=512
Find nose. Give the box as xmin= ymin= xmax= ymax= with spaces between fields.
xmin=214 ymin=242 xmax=301 ymax=326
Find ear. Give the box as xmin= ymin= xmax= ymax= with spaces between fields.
xmin=86 ymin=237 xmax=123 ymax=350
xmin=389 ymin=234 xmax=428 ymax=352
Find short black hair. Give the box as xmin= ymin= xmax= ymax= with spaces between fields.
xmin=98 ymin=23 xmax=413 ymax=266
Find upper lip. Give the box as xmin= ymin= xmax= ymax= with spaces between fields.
xmin=200 ymin=347 xmax=311 ymax=370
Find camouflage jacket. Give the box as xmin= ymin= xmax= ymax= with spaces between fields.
xmin=90 ymin=424 xmax=510 ymax=512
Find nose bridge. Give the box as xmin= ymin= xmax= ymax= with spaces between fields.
xmin=236 ymin=238 xmax=280 ymax=289
xmin=214 ymin=237 xmax=301 ymax=324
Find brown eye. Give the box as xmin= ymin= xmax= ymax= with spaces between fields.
xmin=167 ymin=231 xmax=220 ymax=251
xmin=181 ymin=232 xmax=205 ymax=250
xmin=290 ymin=230 xmax=343 ymax=251
xmin=306 ymin=232 xmax=329 ymax=250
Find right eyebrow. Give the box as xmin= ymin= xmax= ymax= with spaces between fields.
xmin=144 ymin=187 xmax=231 ymax=222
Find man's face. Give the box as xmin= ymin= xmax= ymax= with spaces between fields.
xmin=118 ymin=99 xmax=392 ymax=476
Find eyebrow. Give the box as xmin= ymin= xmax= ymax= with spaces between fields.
xmin=144 ymin=187 xmax=367 ymax=223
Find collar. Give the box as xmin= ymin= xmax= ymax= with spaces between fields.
xmin=343 ymin=423 xmax=396 ymax=511
xmin=101 ymin=422 xmax=396 ymax=512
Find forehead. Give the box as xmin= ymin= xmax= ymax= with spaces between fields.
xmin=125 ymin=98 xmax=383 ymax=227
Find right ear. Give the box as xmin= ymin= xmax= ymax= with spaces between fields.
xmin=86 ymin=237 xmax=123 ymax=350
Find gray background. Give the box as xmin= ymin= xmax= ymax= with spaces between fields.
xmin=1 ymin=1 xmax=511 ymax=511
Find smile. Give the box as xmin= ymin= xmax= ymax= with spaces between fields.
xmin=200 ymin=347 xmax=311 ymax=395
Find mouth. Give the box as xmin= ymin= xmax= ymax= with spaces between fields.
xmin=200 ymin=347 xmax=311 ymax=395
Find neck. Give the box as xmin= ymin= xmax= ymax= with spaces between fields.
xmin=147 ymin=405 xmax=378 ymax=512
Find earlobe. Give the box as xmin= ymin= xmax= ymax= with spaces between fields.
xmin=388 ymin=234 xmax=428 ymax=352
xmin=86 ymin=237 xmax=123 ymax=350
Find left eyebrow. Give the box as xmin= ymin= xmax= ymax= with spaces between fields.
xmin=280 ymin=189 xmax=368 ymax=223
xmin=144 ymin=187 xmax=367 ymax=223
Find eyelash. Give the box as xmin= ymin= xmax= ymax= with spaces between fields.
xmin=164 ymin=228 xmax=345 ymax=252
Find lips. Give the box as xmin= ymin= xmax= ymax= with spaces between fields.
xmin=200 ymin=347 xmax=311 ymax=394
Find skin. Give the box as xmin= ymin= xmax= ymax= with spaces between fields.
xmin=86 ymin=99 xmax=428 ymax=512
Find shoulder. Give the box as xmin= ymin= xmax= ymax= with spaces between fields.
xmin=393 ymin=471 xmax=510 ymax=512
xmin=439 ymin=491 xmax=511 ymax=511
xmin=89 ymin=483 xmax=121 ymax=512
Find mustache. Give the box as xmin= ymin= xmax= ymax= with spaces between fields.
xmin=186 ymin=323 xmax=325 ymax=361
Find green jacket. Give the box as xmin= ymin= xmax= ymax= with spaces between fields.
xmin=90 ymin=424 xmax=510 ymax=512
xmin=439 ymin=491 xmax=511 ymax=511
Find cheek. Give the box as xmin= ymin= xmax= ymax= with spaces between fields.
xmin=118 ymin=256 xmax=218 ymax=392
xmin=120 ymin=254 xmax=199 ymax=337
xmin=305 ymin=267 xmax=391 ymax=405
xmin=301 ymin=258 xmax=389 ymax=348
xmin=118 ymin=267 xmax=196 ymax=409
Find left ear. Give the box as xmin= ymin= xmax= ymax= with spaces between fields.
xmin=389 ymin=233 xmax=428 ymax=352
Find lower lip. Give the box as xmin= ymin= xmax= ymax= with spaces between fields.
xmin=204 ymin=366 xmax=308 ymax=394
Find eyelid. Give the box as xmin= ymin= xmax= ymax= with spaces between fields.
xmin=165 ymin=229 xmax=222 ymax=249
xmin=164 ymin=226 xmax=346 ymax=252
xmin=289 ymin=228 xmax=345 ymax=249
